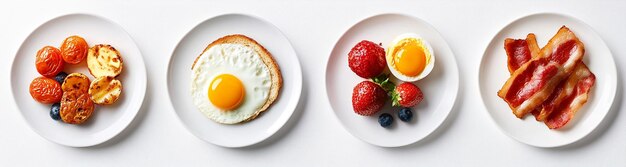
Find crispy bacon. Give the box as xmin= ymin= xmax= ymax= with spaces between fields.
xmin=544 ymin=64 xmax=595 ymax=129
xmin=504 ymin=34 xmax=548 ymax=120
xmin=504 ymin=33 xmax=540 ymax=74
xmin=502 ymin=26 xmax=596 ymax=129
xmin=498 ymin=26 xmax=585 ymax=118
xmin=532 ymin=79 xmax=567 ymax=121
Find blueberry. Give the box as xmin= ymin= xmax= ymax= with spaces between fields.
xmin=378 ymin=113 xmax=393 ymax=128
xmin=54 ymin=72 xmax=68 ymax=84
xmin=50 ymin=103 xmax=61 ymax=121
xmin=398 ymin=108 xmax=413 ymax=122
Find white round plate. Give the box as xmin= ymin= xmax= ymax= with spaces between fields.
xmin=479 ymin=13 xmax=617 ymax=148
xmin=10 ymin=13 xmax=147 ymax=147
xmin=326 ymin=14 xmax=459 ymax=147
xmin=167 ymin=14 xmax=302 ymax=148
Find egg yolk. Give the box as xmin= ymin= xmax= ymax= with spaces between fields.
xmin=393 ymin=41 xmax=428 ymax=77
xmin=208 ymin=74 xmax=245 ymax=110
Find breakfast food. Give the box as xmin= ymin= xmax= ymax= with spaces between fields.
xmin=498 ymin=26 xmax=585 ymax=118
xmin=348 ymin=33 xmax=435 ymax=128
xmin=503 ymin=34 xmax=540 ymax=74
xmin=191 ymin=34 xmax=282 ymax=124
xmin=386 ymin=33 xmax=434 ymax=82
xmin=53 ymin=72 xmax=69 ymax=84
xmin=378 ymin=113 xmax=393 ymax=128
xmin=87 ymin=44 xmax=123 ymax=78
xmin=89 ymin=76 xmax=122 ymax=105
xmin=499 ymin=26 xmax=595 ymax=129
xmin=35 ymin=46 xmax=65 ymax=78
xmin=509 ymin=36 xmax=596 ymax=127
xmin=62 ymin=73 xmax=91 ymax=93
xmin=348 ymin=40 xmax=386 ymax=78
xmin=60 ymin=35 xmax=89 ymax=64
xmin=352 ymin=81 xmax=388 ymax=116
xmin=347 ymin=35 xmax=431 ymax=128
xmin=29 ymin=35 xmax=125 ymax=124
xmin=542 ymin=64 xmax=595 ymax=129
xmin=398 ymin=108 xmax=413 ymax=122
xmin=60 ymin=90 xmax=95 ymax=124
xmin=530 ymin=64 xmax=594 ymax=122
xmin=391 ymin=82 xmax=423 ymax=107
xmin=50 ymin=103 xmax=61 ymax=120
xmin=29 ymin=77 xmax=63 ymax=104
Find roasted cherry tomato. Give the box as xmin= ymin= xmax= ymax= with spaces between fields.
xmin=60 ymin=90 xmax=95 ymax=124
xmin=60 ymin=36 xmax=88 ymax=64
xmin=36 ymin=46 xmax=64 ymax=78
xmin=29 ymin=77 xmax=62 ymax=104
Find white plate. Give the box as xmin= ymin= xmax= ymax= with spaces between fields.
xmin=10 ymin=13 xmax=147 ymax=147
xmin=167 ymin=14 xmax=302 ymax=148
xmin=325 ymin=14 xmax=459 ymax=147
xmin=479 ymin=13 xmax=617 ymax=148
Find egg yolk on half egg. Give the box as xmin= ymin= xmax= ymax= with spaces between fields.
xmin=208 ymin=74 xmax=245 ymax=110
xmin=391 ymin=39 xmax=430 ymax=77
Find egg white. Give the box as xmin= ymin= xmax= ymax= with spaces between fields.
xmin=386 ymin=33 xmax=436 ymax=82
xmin=191 ymin=43 xmax=272 ymax=124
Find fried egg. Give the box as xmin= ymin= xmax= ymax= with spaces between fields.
xmin=386 ymin=33 xmax=435 ymax=82
xmin=191 ymin=43 xmax=271 ymax=124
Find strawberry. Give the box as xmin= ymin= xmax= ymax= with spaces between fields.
xmin=352 ymin=81 xmax=388 ymax=116
xmin=348 ymin=40 xmax=386 ymax=79
xmin=391 ymin=82 xmax=423 ymax=107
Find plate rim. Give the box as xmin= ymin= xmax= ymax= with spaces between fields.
xmin=166 ymin=13 xmax=303 ymax=148
xmin=9 ymin=12 xmax=148 ymax=147
xmin=324 ymin=12 xmax=460 ymax=147
xmin=477 ymin=12 xmax=618 ymax=148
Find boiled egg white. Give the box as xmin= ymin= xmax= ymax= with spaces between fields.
xmin=386 ymin=33 xmax=435 ymax=82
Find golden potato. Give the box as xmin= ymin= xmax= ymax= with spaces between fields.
xmin=88 ymin=76 xmax=122 ymax=105
xmin=87 ymin=44 xmax=123 ymax=78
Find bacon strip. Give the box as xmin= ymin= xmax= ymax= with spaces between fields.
xmin=544 ymin=64 xmax=595 ymax=129
xmin=531 ymin=79 xmax=568 ymax=121
xmin=498 ymin=26 xmax=585 ymax=118
xmin=505 ymin=34 xmax=550 ymax=119
xmin=504 ymin=33 xmax=540 ymax=74
xmin=502 ymin=26 xmax=596 ymax=129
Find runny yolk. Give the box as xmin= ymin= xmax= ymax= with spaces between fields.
xmin=394 ymin=42 xmax=427 ymax=77
xmin=208 ymin=74 xmax=245 ymax=110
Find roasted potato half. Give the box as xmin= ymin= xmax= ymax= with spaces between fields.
xmin=62 ymin=73 xmax=90 ymax=93
xmin=88 ymin=76 xmax=122 ymax=105
xmin=87 ymin=44 xmax=123 ymax=78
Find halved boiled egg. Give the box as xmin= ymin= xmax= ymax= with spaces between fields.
xmin=386 ymin=33 xmax=435 ymax=82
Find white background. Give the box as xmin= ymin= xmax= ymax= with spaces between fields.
xmin=0 ymin=0 xmax=624 ymax=166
